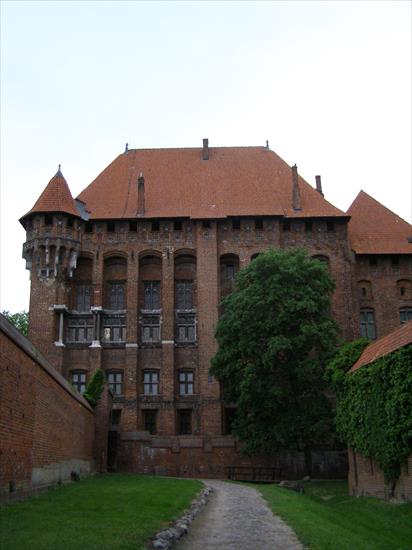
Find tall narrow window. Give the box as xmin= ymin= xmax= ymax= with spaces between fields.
xmin=109 ymin=282 xmax=125 ymax=310
xmin=360 ymin=309 xmax=376 ymax=339
xmin=176 ymin=281 xmax=193 ymax=310
xmin=144 ymin=281 xmax=160 ymax=310
xmin=107 ymin=371 xmax=123 ymax=395
xmin=143 ymin=370 xmax=159 ymax=395
xmin=76 ymin=285 xmax=92 ymax=311
xmin=179 ymin=371 xmax=194 ymax=395
xmin=71 ymin=371 xmax=86 ymax=394
xmin=177 ymin=409 xmax=192 ymax=435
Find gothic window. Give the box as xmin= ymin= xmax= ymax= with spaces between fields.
xmin=71 ymin=371 xmax=86 ymax=394
xmin=220 ymin=254 xmax=239 ymax=297
xmin=144 ymin=281 xmax=160 ymax=310
xmin=143 ymin=410 xmax=157 ymax=434
xmin=177 ymin=409 xmax=192 ymax=435
xmin=176 ymin=281 xmax=193 ymax=310
xmin=67 ymin=316 xmax=94 ymax=343
xmin=107 ymin=371 xmax=123 ymax=396
xmin=360 ymin=309 xmax=376 ymax=340
xmin=179 ymin=371 xmax=194 ymax=395
xmin=109 ymin=282 xmax=125 ymax=310
xmin=76 ymin=285 xmax=92 ymax=311
xmin=400 ymin=308 xmax=412 ymax=324
xmin=143 ymin=370 xmax=159 ymax=395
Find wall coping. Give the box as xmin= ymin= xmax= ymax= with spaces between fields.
xmin=0 ymin=313 xmax=93 ymax=413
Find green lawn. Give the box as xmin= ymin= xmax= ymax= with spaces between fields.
xmin=0 ymin=474 xmax=202 ymax=550
xmin=258 ymin=480 xmax=412 ymax=550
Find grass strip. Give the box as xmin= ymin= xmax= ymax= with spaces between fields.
xmin=0 ymin=473 xmax=202 ymax=550
xmin=257 ymin=480 xmax=412 ymax=550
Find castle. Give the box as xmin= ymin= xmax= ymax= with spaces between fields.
xmin=19 ymin=139 xmax=412 ymax=477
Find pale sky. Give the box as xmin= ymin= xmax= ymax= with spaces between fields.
xmin=1 ymin=0 xmax=411 ymax=312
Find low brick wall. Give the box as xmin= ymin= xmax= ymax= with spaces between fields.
xmin=0 ymin=315 xmax=95 ymax=500
xmin=117 ymin=433 xmax=348 ymax=479
xmin=348 ymin=449 xmax=412 ymax=502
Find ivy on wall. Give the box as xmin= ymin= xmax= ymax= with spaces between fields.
xmin=83 ymin=369 xmax=105 ymax=407
xmin=328 ymin=341 xmax=412 ymax=483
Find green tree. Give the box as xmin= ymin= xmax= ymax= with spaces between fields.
xmin=210 ymin=248 xmax=339 ymax=473
xmin=2 ymin=310 xmax=29 ymax=336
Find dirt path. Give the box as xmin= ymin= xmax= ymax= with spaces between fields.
xmin=176 ymin=479 xmax=303 ymax=550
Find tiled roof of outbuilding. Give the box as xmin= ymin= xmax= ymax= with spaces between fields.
xmin=21 ymin=169 xmax=80 ymax=220
xmin=76 ymin=147 xmax=347 ymax=220
xmin=347 ymin=190 xmax=412 ymax=254
xmin=350 ymin=321 xmax=412 ymax=373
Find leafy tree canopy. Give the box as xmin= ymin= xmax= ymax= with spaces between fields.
xmin=210 ymin=248 xmax=339 ymax=458
xmin=2 ymin=310 xmax=29 ymax=336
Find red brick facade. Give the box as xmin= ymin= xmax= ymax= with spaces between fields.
xmin=0 ymin=314 xmax=95 ymax=500
xmin=19 ymin=144 xmax=412 ymax=478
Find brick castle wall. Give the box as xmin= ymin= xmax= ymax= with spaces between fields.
xmin=0 ymin=316 xmax=95 ymax=499
xmin=348 ymin=449 xmax=412 ymax=502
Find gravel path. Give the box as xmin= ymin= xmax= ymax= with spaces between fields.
xmin=176 ymin=479 xmax=303 ymax=550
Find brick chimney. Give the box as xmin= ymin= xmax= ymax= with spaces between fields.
xmin=202 ymin=138 xmax=209 ymax=160
xmin=137 ymin=172 xmax=145 ymax=217
xmin=315 ymin=175 xmax=324 ymax=196
xmin=292 ymin=164 xmax=301 ymax=211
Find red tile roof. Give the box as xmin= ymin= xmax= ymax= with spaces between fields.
xmin=77 ymin=147 xmax=347 ymax=220
xmin=21 ymin=169 xmax=79 ymax=220
xmin=347 ymin=190 xmax=412 ymax=254
xmin=350 ymin=321 xmax=412 ymax=373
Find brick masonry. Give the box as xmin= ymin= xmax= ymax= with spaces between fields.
xmin=20 ymin=210 xmax=412 ymax=478
xmin=0 ymin=314 xmax=96 ymax=500
xmin=348 ymin=449 xmax=412 ymax=501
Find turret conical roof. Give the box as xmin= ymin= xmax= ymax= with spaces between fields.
xmin=20 ymin=167 xmax=80 ymax=222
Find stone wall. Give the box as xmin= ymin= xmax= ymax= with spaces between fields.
xmin=0 ymin=314 xmax=95 ymax=500
xmin=348 ymin=449 xmax=412 ymax=502
xmin=117 ymin=433 xmax=348 ymax=480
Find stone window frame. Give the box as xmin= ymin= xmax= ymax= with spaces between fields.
xmin=71 ymin=370 xmax=87 ymax=394
xmin=143 ymin=369 xmax=160 ymax=396
xmin=106 ymin=370 xmax=124 ymax=396
xmin=178 ymin=370 xmax=194 ymax=396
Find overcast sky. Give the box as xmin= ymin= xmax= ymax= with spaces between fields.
xmin=1 ymin=0 xmax=411 ymax=312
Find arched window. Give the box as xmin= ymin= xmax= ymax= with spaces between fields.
xmin=312 ymin=254 xmax=330 ymax=266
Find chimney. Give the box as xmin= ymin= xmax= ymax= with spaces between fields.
xmin=292 ymin=164 xmax=301 ymax=211
xmin=137 ymin=172 xmax=145 ymax=217
xmin=202 ymin=138 xmax=209 ymax=160
xmin=315 ymin=175 xmax=324 ymax=196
